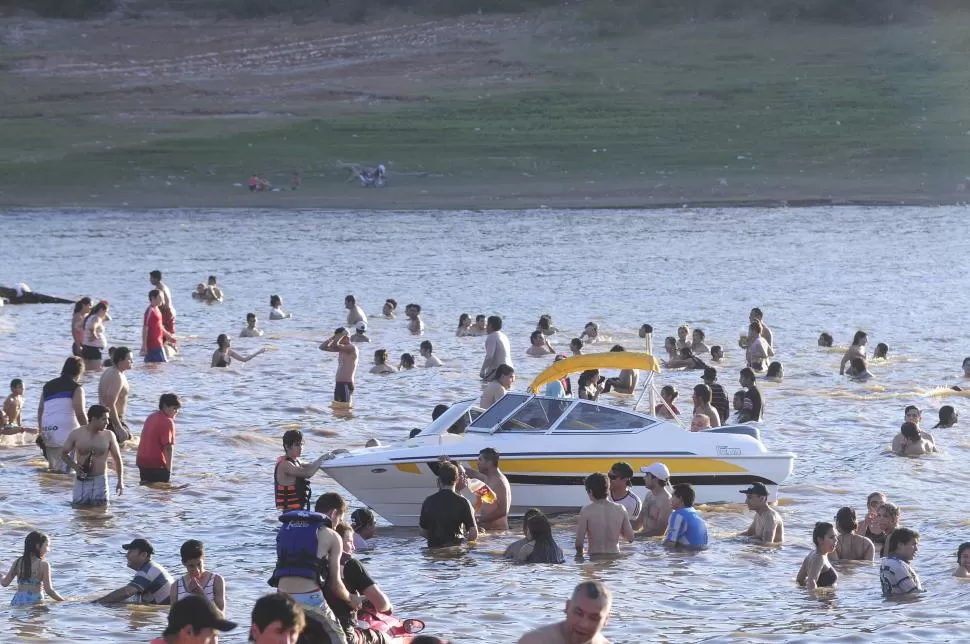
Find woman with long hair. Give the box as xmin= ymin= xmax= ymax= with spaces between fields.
xmin=833 ymin=507 xmax=875 ymax=561
xmin=71 ymin=297 xmax=92 ymax=356
xmin=796 ymin=522 xmax=838 ymax=589
xmin=81 ymin=300 xmax=110 ymax=372
xmin=516 ymin=514 xmax=564 ymax=564
xmin=1 ymin=531 xmax=64 ymax=605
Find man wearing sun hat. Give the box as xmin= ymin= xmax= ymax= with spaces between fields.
xmin=738 ymin=482 xmax=784 ymax=544
xmin=97 ymin=538 xmax=174 ymax=604
xmin=150 ymin=595 xmax=237 ymax=644
xmin=633 ymin=462 xmax=672 ymax=536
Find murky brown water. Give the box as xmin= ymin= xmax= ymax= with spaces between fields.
xmin=1 ymin=207 xmax=969 ymax=642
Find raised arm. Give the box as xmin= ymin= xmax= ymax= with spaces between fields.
xmin=229 ymin=348 xmax=266 ymax=363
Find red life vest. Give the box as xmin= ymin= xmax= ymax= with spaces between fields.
xmin=274 ymin=456 xmax=311 ymax=511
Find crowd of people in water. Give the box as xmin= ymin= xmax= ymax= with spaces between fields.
xmin=3 ymin=275 xmax=970 ymax=643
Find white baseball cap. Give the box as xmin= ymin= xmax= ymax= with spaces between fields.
xmin=355 ymin=321 xmax=366 ymax=332
xmin=640 ymin=462 xmax=670 ymax=482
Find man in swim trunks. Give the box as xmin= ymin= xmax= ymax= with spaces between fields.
xmin=98 ymin=346 xmax=133 ymax=443
xmin=142 ymin=290 xmax=176 ymax=363
xmin=136 ymin=393 xmax=181 ymax=484
xmin=701 ymin=367 xmax=730 ymax=424
xmin=744 ymin=321 xmax=773 ymax=372
xmin=61 ymin=404 xmax=124 ymax=506
xmin=517 ymin=581 xmax=612 ymax=644
xmin=459 ymin=447 xmax=511 ymax=531
xmin=576 ymin=473 xmax=634 ymax=556
xmin=739 ymin=482 xmax=784 ymax=544
xmin=320 ymin=328 xmax=359 ymax=406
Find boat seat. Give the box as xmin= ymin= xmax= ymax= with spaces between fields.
xmin=704 ymin=425 xmax=760 ymax=441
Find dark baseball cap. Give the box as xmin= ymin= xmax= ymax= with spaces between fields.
xmin=739 ymin=482 xmax=769 ymax=497
xmin=163 ymin=595 xmax=237 ymax=636
xmin=121 ymin=538 xmax=155 ymax=555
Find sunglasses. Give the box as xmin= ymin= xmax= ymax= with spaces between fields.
xmin=607 ymin=473 xmax=626 ymax=480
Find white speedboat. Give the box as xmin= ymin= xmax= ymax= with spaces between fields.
xmin=322 ymin=353 xmax=795 ymax=526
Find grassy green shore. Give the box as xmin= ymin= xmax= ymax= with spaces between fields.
xmin=2 ymin=5 xmax=970 ymax=209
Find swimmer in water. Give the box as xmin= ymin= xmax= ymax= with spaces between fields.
xmin=663 ymin=336 xmax=678 ymax=363
xmin=839 ymin=330 xmax=868 ymax=375
xmin=456 ymin=313 xmax=473 ymax=337
xmin=765 ymin=361 xmax=784 ymax=382
xmin=580 ymin=321 xmax=599 ymax=345
xmin=370 ymin=349 xmax=397 ymax=374
xmin=269 ymin=295 xmax=291 ymax=320
xmin=749 ymin=307 xmax=773 ymax=348
xmin=240 ymin=313 xmax=264 ymax=338
xmin=796 ymin=522 xmax=838 ymax=590
xmin=211 ymin=334 xmax=266 ymax=368
xmin=953 ymin=542 xmax=970 ymax=578
xmin=382 ymin=298 xmax=397 ymax=319
xmin=569 ymin=338 xmax=584 ymax=356
xmin=848 ymin=357 xmax=873 ymax=382
xmin=691 ymin=329 xmax=710 ymax=356
xmin=933 ymin=405 xmax=958 ymax=429
xmin=691 ymin=384 xmax=721 ymax=428
xmin=345 ymin=295 xmax=367 ymax=327
xmin=350 ymin=322 xmax=370 ymax=344
xmin=405 ymin=304 xmax=424 ymax=335
xmin=602 ymin=345 xmax=638 ymax=394
xmin=710 ymin=345 xmax=723 ymax=362
xmin=903 ymin=405 xmax=934 ymax=442
xmin=818 ymin=332 xmax=833 ymax=348
xmin=891 ymin=422 xmax=935 ymax=456
xmin=526 ymin=330 xmax=555 ymax=357
xmin=833 ymin=507 xmax=875 ymax=561
xmin=536 ymin=314 xmax=558 ymax=337
xmin=676 ymin=325 xmax=691 ymax=351
xmin=470 ymin=314 xmax=488 ymax=336
xmin=745 ymin=321 xmax=774 ymax=372
xmin=420 ymin=340 xmax=444 ymax=367
xmin=206 ymin=276 xmax=224 ymax=302
xmin=399 ymin=353 xmax=415 ymax=370
xmin=873 ymin=342 xmax=889 ymax=360
xmin=3 ymin=378 xmax=25 ymax=429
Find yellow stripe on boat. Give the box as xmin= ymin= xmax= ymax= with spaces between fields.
xmin=463 ymin=457 xmax=746 ymax=474
xmin=527 ymin=352 xmax=661 ymax=393
xmin=395 ymin=462 xmax=422 ymax=474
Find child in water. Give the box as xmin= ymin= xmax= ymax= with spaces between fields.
xmin=351 ymin=508 xmax=378 ymax=551
xmin=1 ymin=531 xmax=65 ymax=605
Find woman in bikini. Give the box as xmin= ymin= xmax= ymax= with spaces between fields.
xmin=211 ymin=334 xmax=266 ymax=368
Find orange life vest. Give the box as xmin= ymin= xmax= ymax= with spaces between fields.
xmin=274 ymin=456 xmax=311 ymax=511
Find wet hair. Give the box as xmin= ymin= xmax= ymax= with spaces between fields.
xmin=420 ymin=340 xmax=433 ymax=353
xmin=851 ymin=330 xmax=867 ymax=346
xmin=660 ymin=385 xmax=678 ymax=400
xmin=282 ymin=429 xmax=303 ymax=449
xmin=334 ymin=522 xmax=353 ymax=541
xmin=495 ymin=364 xmax=515 ymax=379
xmin=314 ymin=492 xmax=348 ymax=516
xmin=437 ymin=462 xmax=458 ymax=486
xmin=702 ymin=367 xmax=717 ymax=382
xmin=678 ymin=347 xmax=693 ymax=358
xmin=818 ymin=332 xmax=833 ymax=347
xmin=61 ymin=356 xmax=84 ymax=380
xmin=150 ymin=270 xmax=162 ymax=281
xmin=475 ymin=314 xmax=486 ymax=323
xmin=750 ymin=307 xmax=764 ymax=320
xmin=874 ymin=342 xmax=889 ymax=358
xmin=334 ymin=327 xmax=347 ymax=336
xmin=270 ymin=294 xmax=282 ymax=307
xmin=664 ymin=336 xmax=677 ymax=349
xmin=400 ymin=353 xmax=415 ymax=368
xmin=216 ymin=333 xmax=230 ymax=349
xmin=458 ymin=313 xmax=470 ymax=326
xmin=18 ymin=531 xmax=49 ymax=582
xmin=522 ymin=508 xmax=543 ymax=536
xmin=207 ymin=275 xmax=218 ymax=285
xmin=610 ymin=344 xmax=625 ymax=352
xmin=813 ymin=522 xmax=834 ymax=547
xmin=487 ymin=315 xmax=503 ymax=331
xmin=610 ymin=462 xmax=634 ymax=479
xmin=374 ymin=349 xmax=389 ymax=364
xmin=585 ymin=321 xmax=598 ymax=331
xmin=904 ymin=405 xmax=920 ymax=418
xmin=900 ymin=421 xmax=921 ymax=442
xmin=887 ymin=527 xmax=919 ymax=554
xmin=766 ymin=361 xmax=783 ymax=378
xmin=537 ymin=315 xmax=552 ymax=331
xmin=693 ymin=384 xmax=712 ymax=404
xmin=879 ymin=502 xmax=900 ymax=524
xmin=479 ymin=447 xmax=500 ymax=466
xmin=957 ymin=542 xmax=970 ymax=563
xmin=345 ymin=295 xmax=356 ymax=305
xmin=835 ymin=507 xmax=858 ymax=534
xmin=672 ymin=483 xmax=696 ymax=507
xmin=570 ymin=338 xmax=583 ymax=351
xmin=711 ymin=345 xmax=723 ymax=357
xmin=432 ymin=404 xmax=449 ymax=420
xmin=87 ymin=404 xmax=109 ymax=420
xmin=571 ymin=580 xmax=611 ymax=604
xmin=934 ymin=405 xmax=957 ymax=429
xmin=250 ymin=593 xmax=305 ymax=641
xmin=158 ymin=393 xmax=182 ymax=410
xmin=113 ymin=347 xmax=132 ymax=364
xmin=693 ymin=329 xmax=705 ymax=340
xmin=524 ymin=514 xmax=560 ymax=563
xmin=148 ymin=288 xmax=160 ymax=301
xmin=351 ymin=508 xmax=376 ymax=531
xmin=584 ymin=472 xmax=608 ymax=500
xmin=73 ymin=297 xmax=92 ymax=313
xmin=739 ymin=367 xmax=755 ymax=382
xmin=385 ymin=298 xmax=397 ymax=310
xmin=180 ymin=539 xmax=204 ymax=562
xmin=10 ymin=378 xmax=23 ymax=390
xmin=246 ymin=312 xmax=256 ymax=322
xmin=530 ymin=330 xmax=544 ymax=344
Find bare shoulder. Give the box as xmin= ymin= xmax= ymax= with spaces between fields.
xmin=517 ymin=623 xmax=564 ymax=644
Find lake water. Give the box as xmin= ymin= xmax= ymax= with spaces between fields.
xmin=1 ymin=206 xmax=969 ymax=642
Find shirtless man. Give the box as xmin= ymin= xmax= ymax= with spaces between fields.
xmin=350 ymin=322 xmax=370 ymax=344
xmin=345 ymin=295 xmax=367 ymax=327
xmin=469 ymin=315 xmax=488 ymax=336
xmin=460 ymin=447 xmax=511 ymax=531
xmin=241 ymin=313 xmax=264 ymax=338
xmin=633 ymin=463 xmax=672 ymax=536
xmin=4 ymin=378 xmax=24 ymax=428
xmin=381 ymin=298 xmax=397 ymax=319
xmin=575 ymin=473 xmax=634 ymax=556
xmin=739 ymin=482 xmax=784 ymax=544
xmin=61 ymin=404 xmax=124 ymax=506
xmin=405 ymin=303 xmax=425 ymax=335
xmin=891 ymin=422 xmax=935 ymax=456
xmin=517 ymin=581 xmax=612 ymax=644
xmin=749 ymin=308 xmax=772 ymax=348
xmin=691 ymin=384 xmax=721 ymax=428
xmin=150 ymin=270 xmax=175 ymax=318
xmin=98 ymin=346 xmax=133 ymax=443
xmin=745 ymin=321 xmax=774 ymax=372
xmin=420 ymin=340 xmax=443 ymax=367
xmin=526 ymin=331 xmax=556 ymax=357
xmin=320 ymin=328 xmax=359 ymax=407
xmin=602 ymin=346 xmax=638 ymax=394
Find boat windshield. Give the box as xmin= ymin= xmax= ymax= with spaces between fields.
xmin=554 ymin=401 xmax=655 ymax=432
xmin=469 ymin=393 xmax=531 ymax=431
xmin=497 ymin=397 xmax=573 ymax=433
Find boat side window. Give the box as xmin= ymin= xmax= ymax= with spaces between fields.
xmin=556 ymin=404 xmax=651 ymax=431
xmin=469 ymin=393 xmax=530 ymax=430
xmin=498 ymin=398 xmax=572 ymax=433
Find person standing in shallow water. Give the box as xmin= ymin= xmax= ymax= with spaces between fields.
xmin=575 ymin=473 xmax=634 ymax=557
xmin=480 ymin=315 xmax=512 ymax=381
xmin=99 ymin=346 xmax=133 ymax=443
xmin=321 ymin=327 xmax=359 ymax=407
xmin=832 ymin=506 xmax=874 ymax=561
xmin=2 ymin=531 xmax=65 ymax=605
xmin=60 ymin=404 xmax=124 ymax=507
xmin=796 ymin=522 xmax=838 ymax=589
xmin=38 ymin=356 xmax=87 ymax=473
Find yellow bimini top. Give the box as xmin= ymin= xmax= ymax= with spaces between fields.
xmin=527 ymin=352 xmax=661 ymax=394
